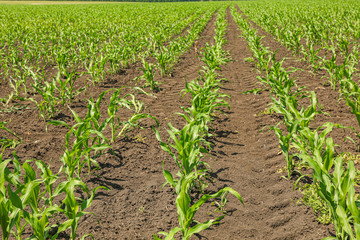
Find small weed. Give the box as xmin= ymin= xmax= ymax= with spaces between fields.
xmin=297 ymin=183 xmax=332 ymax=225
xmin=255 ymin=107 xmax=273 ymax=116
xmin=133 ymin=133 xmax=147 ymax=143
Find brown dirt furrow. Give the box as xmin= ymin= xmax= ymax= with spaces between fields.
xmin=193 ymin=8 xmax=332 ymax=240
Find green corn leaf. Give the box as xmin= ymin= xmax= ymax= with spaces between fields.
xmin=336 ymin=206 xmax=354 ymax=238
xmin=7 ymin=185 xmax=23 ymax=210
xmin=47 ymin=120 xmax=70 ymax=129
xmin=23 ymin=162 xmax=36 ymax=181
xmin=162 ymin=163 xmax=175 ymax=188
xmin=91 ymin=144 xmax=111 ymax=151
xmin=52 ymin=219 xmax=73 ymax=240
xmin=186 ymin=219 xmax=217 ymax=237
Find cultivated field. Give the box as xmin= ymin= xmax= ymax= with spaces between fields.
xmin=0 ymin=1 xmax=359 ymax=239
xmin=0 ymin=1 xmax=122 ymax=4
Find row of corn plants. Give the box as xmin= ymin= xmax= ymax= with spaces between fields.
xmin=232 ymin=6 xmax=360 ymax=239
xmin=236 ymin=0 xmax=360 ymax=155
xmin=235 ymin=0 xmax=360 ymax=131
xmin=0 ymin=3 xmax=238 ymax=239
xmin=0 ymin=3 xmax=220 ymax=237
xmin=1 ymin=4 xmax=214 ymax=230
xmin=1 ymin=46 xmax=161 ymax=238
xmin=136 ymin=6 xmax=218 ymax=93
xmin=153 ymin=7 xmax=243 ymax=240
xmin=237 ymin=0 xmax=360 ymax=82
xmin=0 ymin=3 xmax=205 ymax=116
xmin=0 ymin=144 xmax=107 ymax=240
xmin=0 ymin=3 xmax=226 ymax=123
xmin=1 ymin=84 xmax=159 ymax=239
xmin=0 ymin=3 xmax=209 ymax=87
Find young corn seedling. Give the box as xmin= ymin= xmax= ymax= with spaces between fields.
xmin=108 ymin=52 xmax=121 ymax=75
xmin=337 ymin=36 xmax=350 ymax=57
xmin=53 ymin=70 xmax=85 ymax=106
xmin=31 ymin=80 xmax=58 ymax=121
xmin=154 ymin=122 xmax=210 ymax=194
xmin=155 ymin=47 xmax=172 ymax=77
xmin=245 ymin=32 xmax=271 ymax=72
xmin=339 ymin=78 xmax=360 ymax=151
xmin=135 ymin=59 xmax=159 ymax=92
xmin=107 ymin=88 xmax=158 ymax=143
xmin=178 ymin=62 xmax=230 ymax=138
xmin=0 ymin=122 xmax=22 ymax=151
xmin=52 ymin=179 xmax=108 ymax=240
xmin=8 ymin=64 xmax=31 ymax=98
xmin=0 ymin=158 xmax=23 ymax=240
xmin=55 ymin=51 xmax=71 ymax=77
xmin=0 ymin=154 xmax=63 ymax=240
xmin=85 ymin=56 xmax=107 ymax=85
xmin=61 ymin=125 xmax=102 ymax=179
xmin=48 ymin=91 xmax=112 ymax=177
xmin=8 ymin=77 xmax=24 ymax=99
xmin=294 ymin=125 xmax=359 ymax=240
xmin=27 ymin=67 xmax=46 ymax=91
xmin=271 ymin=91 xmax=323 ymax=135
xmin=201 ymin=43 xmax=230 ymax=71
xmin=49 ymin=120 xmax=110 ymax=179
xmin=301 ymin=42 xmax=322 ymax=73
xmin=319 ymin=49 xmax=341 ymax=90
xmin=177 ymin=106 xmax=213 ymax=139
xmin=269 ymin=121 xmax=299 ymax=180
xmin=153 ymin=172 xmax=243 ymax=240
xmin=181 ymin=71 xmax=230 ymax=131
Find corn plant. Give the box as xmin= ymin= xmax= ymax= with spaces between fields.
xmin=52 ymin=179 xmax=108 ymax=240
xmin=107 ymin=88 xmax=159 ymax=143
xmin=31 ymin=80 xmax=58 ymax=121
xmin=55 ymin=50 xmax=73 ymax=77
xmin=48 ymin=92 xmax=111 ymax=178
xmin=319 ymin=51 xmax=342 ymax=91
xmin=181 ymin=71 xmax=230 ymax=134
xmin=155 ymin=47 xmax=172 ymax=77
xmin=154 ymin=122 xmax=210 ymax=193
xmin=135 ymin=59 xmax=159 ymax=92
xmin=301 ymin=42 xmax=322 ymax=73
xmin=294 ymin=124 xmax=359 ymax=240
xmin=62 ymin=125 xmax=111 ymax=179
xmin=8 ymin=64 xmax=31 ymax=98
xmin=201 ymin=43 xmax=230 ymax=71
xmin=0 ymin=154 xmax=62 ymax=240
xmin=179 ymin=77 xmax=229 ymax=138
xmin=85 ymin=56 xmax=107 ymax=85
xmin=0 ymin=149 xmax=108 ymax=240
xmin=53 ymin=70 xmax=85 ymax=106
xmin=50 ymin=125 xmax=110 ymax=180
xmin=27 ymin=68 xmax=46 ymax=91
xmin=177 ymin=107 xmax=212 ymax=139
xmin=244 ymin=33 xmax=271 ymax=72
xmin=338 ymin=78 xmax=360 ymax=151
xmin=268 ymin=122 xmax=299 ymax=179
xmin=8 ymin=77 xmax=24 ymax=99
xmin=0 ymin=122 xmax=22 ymax=151
xmin=153 ymin=172 xmax=243 ymax=240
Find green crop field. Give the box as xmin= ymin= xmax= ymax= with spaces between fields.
xmin=0 ymin=1 xmax=121 ymax=4
xmin=1 ymin=0 xmax=360 ymax=239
